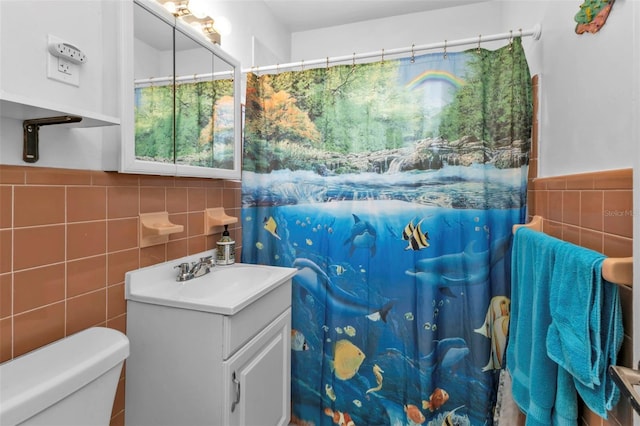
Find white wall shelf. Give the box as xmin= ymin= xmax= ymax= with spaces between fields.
xmin=1 ymin=92 xmax=120 ymax=128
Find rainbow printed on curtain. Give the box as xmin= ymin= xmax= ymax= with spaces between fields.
xmin=242 ymin=39 xmax=532 ymax=426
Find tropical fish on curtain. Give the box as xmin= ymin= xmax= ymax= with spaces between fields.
xmin=242 ymin=39 xmax=532 ymax=426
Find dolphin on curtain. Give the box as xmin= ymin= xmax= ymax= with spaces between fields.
xmin=414 ymin=234 xmax=510 ymax=272
xmin=405 ymin=234 xmax=511 ymax=289
xmin=293 ymin=257 xmax=394 ymax=322
xmin=344 ymin=214 xmax=377 ymax=257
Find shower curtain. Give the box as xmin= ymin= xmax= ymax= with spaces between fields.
xmin=241 ymin=39 xmax=532 ymax=426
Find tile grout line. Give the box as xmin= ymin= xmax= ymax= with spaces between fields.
xmin=103 ymin=184 xmax=109 ymax=328
xmin=64 ymin=185 xmax=68 ymax=337
xmin=10 ymin=184 xmax=14 ymax=359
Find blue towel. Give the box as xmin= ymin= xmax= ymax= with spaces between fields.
xmin=546 ymin=241 xmax=623 ymax=418
xmin=507 ymin=227 xmax=577 ymax=425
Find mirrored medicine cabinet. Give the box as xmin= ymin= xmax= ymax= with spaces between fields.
xmin=120 ymin=0 xmax=241 ymax=179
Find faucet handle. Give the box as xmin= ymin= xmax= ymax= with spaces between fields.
xmin=200 ymin=255 xmax=215 ymax=267
xmin=175 ymin=262 xmax=190 ymax=273
xmin=174 ymin=262 xmax=192 ymax=281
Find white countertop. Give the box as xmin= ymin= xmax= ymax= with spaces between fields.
xmin=125 ymin=251 xmax=297 ymax=315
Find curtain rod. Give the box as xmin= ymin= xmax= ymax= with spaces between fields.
xmin=244 ymin=24 xmax=541 ymax=74
xmin=135 ymin=70 xmax=233 ymax=87
xmin=134 ymin=24 xmax=542 ymax=86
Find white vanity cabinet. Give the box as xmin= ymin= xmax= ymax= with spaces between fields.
xmin=124 ymin=258 xmax=296 ymax=426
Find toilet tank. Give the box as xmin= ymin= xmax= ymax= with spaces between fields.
xmin=0 ymin=327 xmax=129 ymax=426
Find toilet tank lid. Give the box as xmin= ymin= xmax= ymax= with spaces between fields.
xmin=0 ymin=327 xmax=129 ymax=426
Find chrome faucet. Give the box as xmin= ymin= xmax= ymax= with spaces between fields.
xmin=174 ymin=256 xmax=215 ymax=281
xmin=190 ymin=255 xmax=215 ymax=277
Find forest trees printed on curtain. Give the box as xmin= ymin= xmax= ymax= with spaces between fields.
xmin=242 ymin=40 xmax=532 ymax=426
xmin=244 ymin=42 xmax=531 ymax=175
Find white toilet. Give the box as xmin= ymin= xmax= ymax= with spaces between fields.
xmin=0 ymin=327 xmax=129 ymax=426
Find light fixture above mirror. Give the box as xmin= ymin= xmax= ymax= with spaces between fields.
xmin=161 ymin=1 xmax=189 ymax=16
xmin=185 ymin=0 xmax=208 ymax=18
xmin=156 ymin=0 xmax=229 ymax=44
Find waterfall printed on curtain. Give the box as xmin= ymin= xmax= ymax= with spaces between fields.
xmin=242 ymin=39 xmax=532 ymax=426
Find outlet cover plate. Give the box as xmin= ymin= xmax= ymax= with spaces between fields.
xmin=46 ymin=35 xmax=79 ymax=87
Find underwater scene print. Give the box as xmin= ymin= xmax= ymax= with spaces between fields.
xmin=242 ymin=167 xmax=525 ymax=426
xmin=242 ymin=40 xmax=532 ymax=425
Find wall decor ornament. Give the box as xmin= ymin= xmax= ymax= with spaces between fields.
xmin=575 ymin=0 xmax=615 ymax=34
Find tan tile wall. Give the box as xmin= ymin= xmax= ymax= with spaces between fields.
xmin=0 ymin=165 xmax=242 ymax=426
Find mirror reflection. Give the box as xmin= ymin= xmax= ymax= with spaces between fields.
xmin=133 ymin=2 xmax=174 ymax=164
xmin=133 ymin=2 xmax=236 ymax=171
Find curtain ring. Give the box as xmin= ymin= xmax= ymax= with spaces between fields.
xmin=443 ymin=40 xmax=448 ymax=60
xmin=508 ymin=30 xmax=513 ymax=50
xmin=276 ymin=63 xmax=280 ymax=74
xmin=352 ymin=52 xmax=356 ymax=68
xmin=477 ymin=34 xmax=482 ymax=54
xmin=301 ymin=59 xmax=304 ymax=71
xmin=519 ymin=28 xmax=523 ymax=38
xmin=326 ymin=57 xmax=329 ymax=69
xmin=410 ymin=43 xmax=415 ymax=63
xmin=381 ymin=48 xmax=385 ymax=64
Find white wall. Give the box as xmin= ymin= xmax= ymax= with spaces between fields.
xmin=501 ymin=0 xmax=634 ymax=178
xmin=0 ymin=0 xmax=121 ymax=170
xmin=204 ymin=1 xmax=290 ymax=69
xmin=291 ymin=1 xmax=634 ymax=178
xmin=291 ymin=2 xmax=504 ymax=63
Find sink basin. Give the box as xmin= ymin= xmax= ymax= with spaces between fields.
xmin=176 ymin=265 xmax=275 ymax=300
xmin=125 ymin=252 xmax=297 ymax=315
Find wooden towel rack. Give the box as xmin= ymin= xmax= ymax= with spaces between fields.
xmin=512 ymin=215 xmax=633 ymax=287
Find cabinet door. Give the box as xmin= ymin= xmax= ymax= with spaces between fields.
xmin=123 ymin=3 xmax=176 ymax=174
xmin=121 ymin=0 xmax=242 ymax=179
xmin=223 ymin=308 xmax=291 ymax=426
xmin=173 ymin=26 xmax=239 ymax=178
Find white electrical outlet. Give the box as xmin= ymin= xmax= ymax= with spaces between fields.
xmin=46 ymin=35 xmax=81 ymax=87
xmin=58 ymin=58 xmax=72 ymax=74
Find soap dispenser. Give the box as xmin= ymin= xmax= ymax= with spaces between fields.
xmin=216 ymin=224 xmax=235 ymax=265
